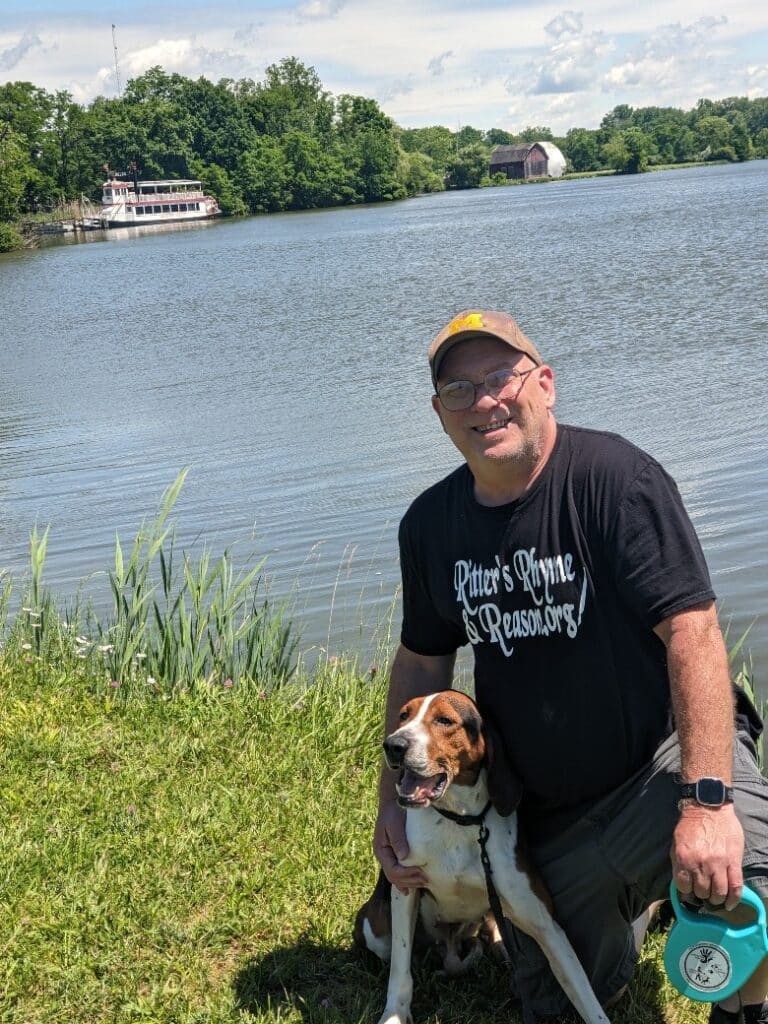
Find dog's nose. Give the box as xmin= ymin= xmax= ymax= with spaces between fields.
xmin=383 ymin=734 xmax=409 ymax=768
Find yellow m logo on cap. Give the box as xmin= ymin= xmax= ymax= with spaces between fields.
xmin=447 ymin=312 xmax=485 ymax=335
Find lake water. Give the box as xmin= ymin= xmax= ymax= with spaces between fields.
xmin=1 ymin=161 xmax=767 ymax=685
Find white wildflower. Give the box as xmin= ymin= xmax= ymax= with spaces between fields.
xmin=21 ymin=642 xmax=32 ymax=651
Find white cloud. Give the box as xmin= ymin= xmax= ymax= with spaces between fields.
xmin=122 ymin=37 xmax=249 ymax=79
xmin=296 ymin=0 xmax=346 ymax=19
xmin=545 ymin=11 xmax=583 ymax=41
xmin=0 ymin=1 xmax=764 ymax=133
xmin=0 ymin=30 xmax=43 ymax=72
xmin=428 ymin=50 xmax=454 ymax=77
xmin=531 ymin=31 xmax=613 ymax=94
xmin=601 ymin=16 xmax=730 ymax=96
xmin=746 ymin=63 xmax=768 ymax=97
xmin=234 ymin=23 xmax=261 ymax=45
xmin=377 ymin=74 xmax=416 ymax=103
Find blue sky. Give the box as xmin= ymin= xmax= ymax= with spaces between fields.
xmin=1 ymin=0 xmax=766 ymax=131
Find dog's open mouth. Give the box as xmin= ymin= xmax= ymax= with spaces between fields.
xmin=396 ymin=769 xmax=448 ymax=808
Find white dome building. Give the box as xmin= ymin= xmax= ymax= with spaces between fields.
xmin=538 ymin=142 xmax=567 ymax=177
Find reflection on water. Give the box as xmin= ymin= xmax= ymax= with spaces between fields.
xmin=1 ymin=161 xmax=767 ymax=683
xmin=38 ymin=217 xmax=224 ymax=248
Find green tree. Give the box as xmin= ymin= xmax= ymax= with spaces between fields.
xmin=484 ymin=128 xmax=515 ymax=146
xmin=396 ymin=149 xmax=443 ymax=195
xmin=601 ymin=128 xmax=652 ymax=174
xmin=519 ymin=125 xmax=554 ymax=142
xmin=456 ymin=125 xmax=484 ymax=148
xmin=564 ymin=128 xmax=599 ymax=171
xmin=695 ymin=116 xmax=733 ymax=159
xmin=398 ymin=125 xmax=455 ymax=170
xmin=0 ymin=81 xmax=57 ymax=207
xmin=335 ymin=95 xmax=403 ymax=202
xmin=601 ymin=104 xmax=635 ymax=133
xmin=191 ymin=160 xmax=247 ymax=216
xmin=248 ymin=57 xmax=334 ymax=138
xmin=235 ymin=137 xmax=291 ymax=212
xmin=445 ymin=143 xmax=487 ymax=189
xmin=674 ymin=128 xmax=698 ymax=163
xmin=754 ymin=128 xmax=768 ymax=159
xmin=0 ymin=126 xmax=31 ymax=220
xmin=281 ymin=130 xmax=354 ymax=208
xmin=178 ymin=76 xmax=254 ymax=172
xmin=730 ymin=113 xmax=752 ymax=161
xmin=43 ymin=90 xmax=95 ymax=198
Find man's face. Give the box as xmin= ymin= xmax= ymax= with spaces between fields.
xmin=431 ymin=336 xmax=556 ymax=474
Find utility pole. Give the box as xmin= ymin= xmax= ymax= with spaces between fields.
xmin=112 ymin=24 xmax=122 ymax=97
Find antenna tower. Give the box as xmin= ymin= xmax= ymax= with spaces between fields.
xmin=112 ymin=24 xmax=123 ymax=96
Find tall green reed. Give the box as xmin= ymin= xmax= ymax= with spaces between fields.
xmin=7 ymin=471 xmax=296 ymax=693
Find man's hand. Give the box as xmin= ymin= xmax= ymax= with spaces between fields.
xmin=672 ymin=803 xmax=745 ymax=911
xmin=374 ymin=799 xmax=428 ymax=894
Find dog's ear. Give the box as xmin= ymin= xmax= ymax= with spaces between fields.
xmin=483 ymin=720 xmax=523 ymax=817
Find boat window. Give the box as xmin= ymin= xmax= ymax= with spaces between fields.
xmin=180 ymin=204 xmax=187 ymax=212
xmin=171 ymin=204 xmax=179 ymax=212
xmin=136 ymin=207 xmax=144 ymax=216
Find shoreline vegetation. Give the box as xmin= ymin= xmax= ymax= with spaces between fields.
xmin=1 ymin=58 xmax=767 ymax=251
xmin=0 ymin=474 xmax=759 ymax=1022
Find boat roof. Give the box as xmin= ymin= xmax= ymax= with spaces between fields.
xmin=104 ymin=179 xmax=202 ymax=186
xmin=136 ymin=179 xmax=202 ymax=186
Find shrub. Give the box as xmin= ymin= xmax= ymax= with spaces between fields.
xmin=0 ymin=222 xmax=23 ymax=252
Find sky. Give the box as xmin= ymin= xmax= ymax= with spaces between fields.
xmin=0 ymin=0 xmax=766 ymax=133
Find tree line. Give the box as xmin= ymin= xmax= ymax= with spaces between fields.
xmin=1 ymin=56 xmax=767 ymax=248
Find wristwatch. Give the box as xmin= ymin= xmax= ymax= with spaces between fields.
xmin=679 ymin=777 xmax=735 ymax=807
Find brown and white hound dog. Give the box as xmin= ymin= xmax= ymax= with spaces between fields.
xmin=355 ymin=690 xmax=611 ymax=1024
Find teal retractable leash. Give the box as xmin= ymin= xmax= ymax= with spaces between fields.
xmin=664 ymin=882 xmax=768 ymax=1011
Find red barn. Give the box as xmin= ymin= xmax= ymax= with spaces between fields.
xmin=489 ymin=143 xmax=550 ymax=179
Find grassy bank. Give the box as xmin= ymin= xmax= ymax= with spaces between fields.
xmin=0 ymin=477 xmax=750 ymax=1022
xmin=2 ymin=654 xmax=709 ymax=1024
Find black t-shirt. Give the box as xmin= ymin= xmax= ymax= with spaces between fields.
xmin=399 ymin=424 xmax=715 ymax=837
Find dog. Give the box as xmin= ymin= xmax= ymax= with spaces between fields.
xmin=354 ymin=690 xmax=611 ymax=1024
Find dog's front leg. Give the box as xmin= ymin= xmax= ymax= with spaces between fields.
xmin=495 ymin=876 xmax=611 ymax=1024
xmin=376 ymin=886 xmax=418 ymax=1024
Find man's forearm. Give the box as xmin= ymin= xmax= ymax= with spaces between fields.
xmin=658 ymin=602 xmax=734 ymax=782
xmin=659 ymin=602 xmax=744 ymax=908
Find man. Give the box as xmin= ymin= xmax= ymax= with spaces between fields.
xmin=374 ymin=310 xmax=768 ymax=1022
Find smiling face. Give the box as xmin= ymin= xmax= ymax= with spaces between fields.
xmin=382 ymin=691 xmax=486 ymax=809
xmin=431 ymin=336 xmax=557 ymax=502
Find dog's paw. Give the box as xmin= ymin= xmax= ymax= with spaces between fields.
xmin=376 ymin=1009 xmax=413 ymax=1024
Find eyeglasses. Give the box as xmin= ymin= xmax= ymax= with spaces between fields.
xmin=435 ymin=367 xmax=537 ymax=411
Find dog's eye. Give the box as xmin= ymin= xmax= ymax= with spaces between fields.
xmin=399 ymin=710 xmax=410 ymax=722
xmin=435 ymin=716 xmax=454 ymax=726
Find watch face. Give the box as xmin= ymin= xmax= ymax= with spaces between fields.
xmin=696 ymin=778 xmax=725 ymax=805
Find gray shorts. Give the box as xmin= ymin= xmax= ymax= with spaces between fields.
xmin=510 ymin=730 xmax=768 ymax=1017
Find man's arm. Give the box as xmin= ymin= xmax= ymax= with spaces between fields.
xmin=654 ymin=599 xmax=744 ymax=910
xmin=374 ymin=643 xmax=456 ymax=892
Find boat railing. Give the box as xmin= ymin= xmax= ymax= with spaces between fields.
xmin=131 ymin=190 xmax=204 ymax=202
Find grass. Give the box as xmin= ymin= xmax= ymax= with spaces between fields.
xmin=0 ymin=477 xmax=756 ymax=1023
xmin=1 ymin=655 xmax=711 ymax=1024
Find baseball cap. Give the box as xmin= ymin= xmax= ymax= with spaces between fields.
xmin=428 ymin=310 xmax=543 ymax=388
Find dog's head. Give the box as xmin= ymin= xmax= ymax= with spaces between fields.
xmin=383 ymin=690 xmax=521 ymax=815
